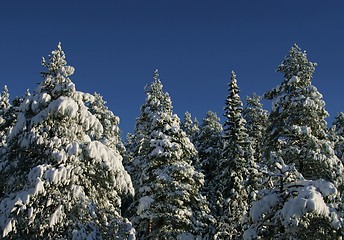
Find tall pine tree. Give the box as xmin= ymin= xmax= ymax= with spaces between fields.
xmin=332 ymin=112 xmax=344 ymax=162
xmin=127 ymin=70 xmax=213 ymax=239
xmin=193 ymin=111 xmax=223 ymax=234
xmin=242 ymin=93 xmax=268 ymax=162
xmin=214 ymin=71 xmax=256 ymax=239
xmin=181 ymin=111 xmax=201 ymax=171
xmin=0 ymin=43 xmax=135 ymax=239
xmin=181 ymin=111 xmax=199 ymax=143
xmin=194 ymin=111 xmax=223 ymax=186
xmin=0 ymin=86 xmax=11 ymax=149
xmin=264 ymin=44 xmax=344 ymax=187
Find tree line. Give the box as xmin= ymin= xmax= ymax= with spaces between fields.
xmin=0 ymin=43 xmax=343 ymax=239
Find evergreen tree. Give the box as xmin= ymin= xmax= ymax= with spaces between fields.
xmin=0 ymin=86 xmax=20 ymax=198
xmin=0 ymin=85 xmax=11 ymax=149
xmin=181 ymin=111 xmax=199 ymax=143
xmin=0 ymin=43 xmax=135 ymax=239
xmin=193 ymin=111 xmax=223 ymax=234
xmin=0 ymin=85 xmax=10 ymax=113
xmin=124 ymin=70 xmax=174 ymax=200
xmin=264 ymin=44 xmax=344 ymax=187
xmin=195 ymin=111 xmax=223 ymax=185
xmin=214 ymin=71 xmax=256 ymax=239
xmin=242 ymin=93 xmax=268 ymax=162
xmin=127 ymin=70 xmax=213 ymax=239
xmin=332 ymin=112 xmax=344 ymax=161
xmin=181 ymin=111 xmax=201 ymax=171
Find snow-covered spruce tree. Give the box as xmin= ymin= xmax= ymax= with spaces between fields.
xmin=123 ymin=70 xmax=174 ymax=202
xmin=181 ymin=112 xmax=201 ymax=171
xmin=214 ymin=71 xmax=258 ymax=239
xmin=0 ymin=85 xmax=11 ymax=149
xmin=193 ymin=111 xmax=223 ymax=233
xmin=244 ymin=153 xmax=343 ymax=239
xmin=181 ymin=111 xmax=199 ymax=143
xmin=0 ymin=86 xmax=20 ymax=199
xmin=0 ymin=86 xmax=11 ymax=198
xmin=331 ymin=112 xmax=344 ymax=162
xmin=242 ymin=93 xmax=268 ymax=162
xmin=264 ymin=44 xmax=344 ymax=187
xmin=194 ymin=111 xmax=223 ymax=185
xmin=0 ymin=86 xmax=20 ymax=149
xmin=0 ymin=86 xmax=10 ymax=115
xmin=0 ymin=43 xmax=135 ymax=239
xmin=128 ymin=70 xmax=213 ymax=239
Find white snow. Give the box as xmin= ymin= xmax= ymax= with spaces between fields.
xmin=71 ymin=185 xmax=86 ymax=200
xmin=150 ymin=145 xmax=164 ymax=157
xmin=30 ymin=96 xmax=79 ymax=126
xmin=86 ymin=141 xmax=134 ymax=195
xmin=0 ymin=176 xmax=48 ymax=236
xmin=288 ymin=75 xmax=300 ymax=85
xmin=53 ymin=96 xmax=79 ymax=118
xmin=250 ymin=193 xmax=280 ymax=223
xmin=2 ymin=219 xmax=15 ymax=238
xmin=58 ymin=65 xmax=75 ymax=76
xmin=281 ymin=185 xmax=329 ymax=227
xmin=67 ymin=142 xmax=80 ymax=156
xmin=49 ymin=205 xmax=64 ymax=227
xmin=249 ymin=177 xmax=342 ymax=236
xmin=137 ymin=196 xmax=154 ymax=215
xmin=44 ymin=165 xmax=74 ymax=184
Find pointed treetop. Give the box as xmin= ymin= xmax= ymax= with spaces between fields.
xmin=1 ymin=85 xmax=9 ymax=98
xmin=3 ymin=85 xmax=8 ymax=93
xmin=245 ymin=92 xmax=263 ymax=109
xmin=41 ymin=42 xmax=75 ymax=78
xmin=277 ymin=44 xmax=317 ymax=84
xmin=184 ymin=111 xmax=192 ymax=122
xmin=229 ymin=70 xmax=239 ymax=89
xmin=0 ymin=85 xmax=10 ymax=110
xmin=226 ymin=70 xmax=240 ymax=105
xmin=141 ymin=69 xmax=172 ymax=115
xmin=223 ymin=70 xmax=246 ymax=136
xmin=231 ymin=70 xmax=237 ymax=81
xmin=153 ymin=69 xmax=160 ymax=82
xmin=333 ymin=112 xmax=344 ymax=135
xmin=145 ymin=69 xmax=163 ymax=93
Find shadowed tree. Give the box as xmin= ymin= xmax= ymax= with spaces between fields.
xmin=214 ymin=71 xmax=258 ymax=239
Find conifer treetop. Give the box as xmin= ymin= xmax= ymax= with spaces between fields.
xmin=245 ymin=93 xmax=262 ymax=109
xmin=0 ymin=85 xmax=10 ymax=110
xmin=153 ymin=68 xmax=159 ymax=82
xmin=333 ymin=112 xmax=344 ymax=135
xmin=141 ymin=69 xmax=172 ymax=116
xmin=41 ymin=42 xmax=75 ymax=78
xmin=223 ymin=70 xmax=246 ymax=139
xmin=277 ymin=44 xmax=317 ymax=85
xmin=0 ymin=44 xmax=135 ymax=239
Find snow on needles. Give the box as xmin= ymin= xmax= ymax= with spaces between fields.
xmin=0 ymin=43 xmax=135 ymax=239
xmin=246 ymin=179 xmax=342 ymax=240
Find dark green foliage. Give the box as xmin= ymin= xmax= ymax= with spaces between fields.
xmin=243 ymin=93 xmax=268 ymax=162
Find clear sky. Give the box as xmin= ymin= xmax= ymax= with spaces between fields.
xmin=1 ymin=1 xmax=343 ymax=136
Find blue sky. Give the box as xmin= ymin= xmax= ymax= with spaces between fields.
xmin=1 ymin=1 xmax=343 ymax=136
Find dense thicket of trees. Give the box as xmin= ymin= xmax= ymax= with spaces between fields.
xmin=0 ymin=43 xmax=343 ymax=239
